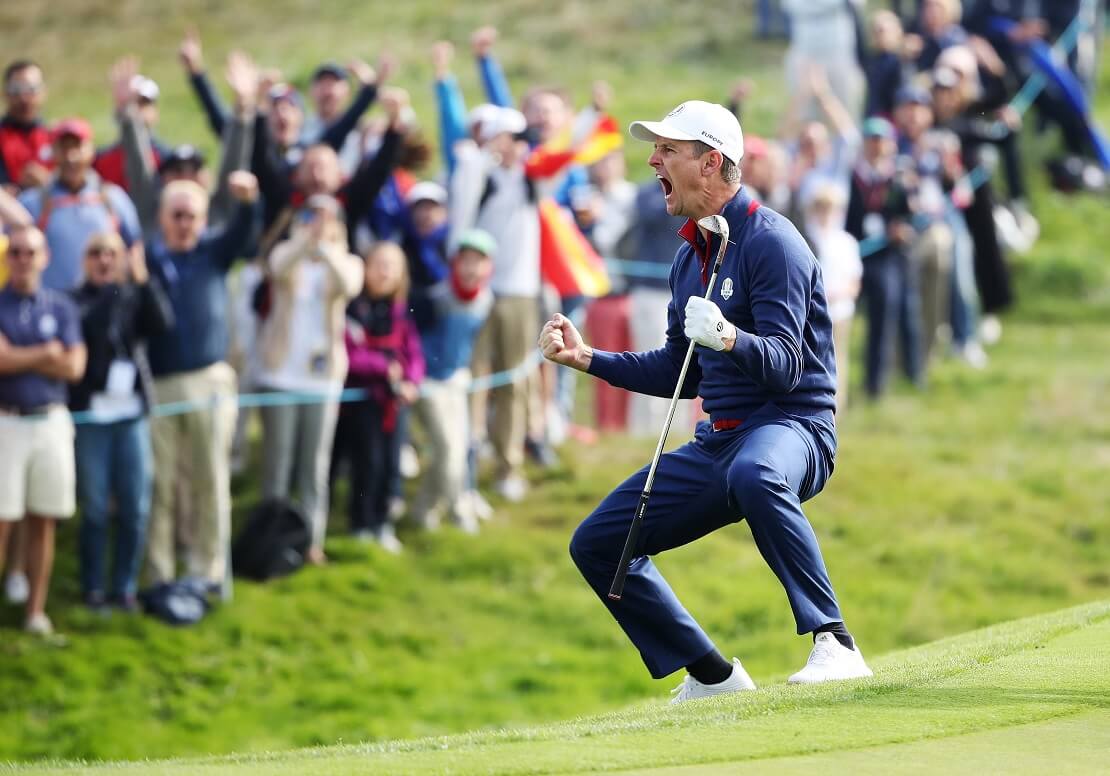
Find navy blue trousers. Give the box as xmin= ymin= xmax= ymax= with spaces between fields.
xmin=569 ymin=406 xmax=843 ymax=679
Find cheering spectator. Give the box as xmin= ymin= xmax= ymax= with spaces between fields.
xmin=399 ymin=180 xmax=450 ymax=333
xmin=930 ymin=63 xmax=1014 ymax=344
xmin=252 ymin=79 xmax=409 ymax=243
xmin=784 ymin=63 xmax=862 ymax=222
xmin=862 ymin=10 xmax=910 ymax=117
xmin=846 ymin=116 xmax=923 ymax=398
xmin=449 ymin=106 xmax=538 ymax=501
xmin=69 ymin=231 xmax=173 ymax=611
xmin=0 ymin=60 xmax=51 ymax=193
xmin=410 ymin=229 xmax=495 ymax=533
xmin=302 ymin=60 xmax=383 ymax=176
xmin=804 ymin=184 xmax=862 ymax=410
xmin=0 ymin=224 xmax=86 ymax=635
xmin=144 ymin=172 xmax=258 ymax=592
xmin=115 ymin=52 xmax=257 ymax=234
xmin=18 ymin=118 xmax=142 ymax=291
xmin=256 ymin=195 xmax=363 ymax=565
xmin=781 ymin=0 xmax=866 ymax=119
xmin=93 ymin=71 xmax=169 ymax=192
xmin=335 ymin=241 xmax=424 ymax=553
xmin=905 ymin=0 xmax=969 ymax=71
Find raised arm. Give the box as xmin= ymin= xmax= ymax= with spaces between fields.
xmin=472 ymin=26 xmax=513 ymax=107
xmin=113 ymin=57 xmax=160 ymax=233
xmin=179 ymin=29 xmax=229 ymax=138
xmin=210 ymin=171 xmax=260 ymax=269
xmin=432 ymin=41 xmax=468 ymax=174
xmin=210 ymin=50 xmax=258 ymax=225
xmin=317 ymin=57 xmax=388 ymax=151
xmin=342 ymin=87 xmax=410 ymax=227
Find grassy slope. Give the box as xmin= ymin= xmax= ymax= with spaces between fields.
xmin=2 ymin=0 xmax=1110 ymax=767
xmin=22 ymin=600 xmax=1110 ymax=774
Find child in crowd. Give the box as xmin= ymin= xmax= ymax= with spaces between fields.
xmin=410 ymin=229 xmax=495 ymax=534
xmin=256 ymin=195 xmax=363 ymax=565
xmin=804 ymin=185 xmax=862 ymax=411
xmin=335 ymin=241 xmax=424 ymax=553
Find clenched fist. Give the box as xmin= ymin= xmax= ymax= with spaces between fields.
xmin=539 ymin=313 xmax=592 ymax=371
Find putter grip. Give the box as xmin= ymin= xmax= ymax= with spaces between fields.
xmin=607 ymin=491 xmax=651 ymax=601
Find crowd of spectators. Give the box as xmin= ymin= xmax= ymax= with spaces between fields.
xmin=0 ymin=0 xmax=1103 ymax=634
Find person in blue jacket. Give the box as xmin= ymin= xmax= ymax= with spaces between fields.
xmin=539 ymin=101 xmax=873 ymax=703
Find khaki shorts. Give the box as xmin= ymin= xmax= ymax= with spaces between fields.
xmin=0 ymin=407 xmax=76 ymax=520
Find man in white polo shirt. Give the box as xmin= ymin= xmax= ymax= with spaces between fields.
xmin=0 ymin=224 xmax=86 ymax=635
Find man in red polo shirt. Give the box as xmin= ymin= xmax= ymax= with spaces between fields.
xmin=0 ymin=60 xmax=51 ymax=193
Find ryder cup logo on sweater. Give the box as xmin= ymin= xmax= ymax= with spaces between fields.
xmin=721 ymin=277 xmax=734 ymax=300
xmin=38 ymin=313 xmax=58 ymax=338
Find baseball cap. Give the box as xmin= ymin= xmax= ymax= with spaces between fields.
xmin=269 ymin=84 xmax=304 ymax=110
xmin=158 ymin=144 xmax=206 ymax=174
xmin=862 ymin=116 xmax=896 ymax=139
xmin=479 ymin=106 xmax=527 ymax=144
xmin=51 ymin=117 xmax=92 ymax=143
xmin=455 ymin=228 xmax=497 ymax=257
xmin=466 ymin=103 xmax=501 ymax=132
xmin=629 ymin=100 xmax=744 ymax=164
xmin=895 ymin=85 xmax=932 ymax=107
xmin=406 ymin=181 xmax=447 ymax=206
xmin=131 ymin=75 xmax=160 ymax=102
xmin=312 ymin=62 xmax=348 ymax=82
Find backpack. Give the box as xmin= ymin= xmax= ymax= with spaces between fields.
xmin=231 ymin=499 xmax=312 ymax=581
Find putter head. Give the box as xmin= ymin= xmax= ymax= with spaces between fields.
xmin=697 ymin=214 xmax=729 ymax=239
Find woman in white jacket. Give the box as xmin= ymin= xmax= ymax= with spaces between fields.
xmin=256 ymin=195 xmax=363 ymax=564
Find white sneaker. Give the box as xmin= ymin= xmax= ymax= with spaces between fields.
xmin=399 ymin=443 xmax=420 ymax=479
xmin=373 ymin=524 xmax=404 ymax=555
xmin=466 ymin=490 xmax=494 ymax=522
xmin=5 ymin=572 xmax=29 ymax=604
xmin=670 ymin=658 xmax=757 ymax=704
xmin=495 ymin=475 xmax=528 ymax=503
xmin=980 ymin=314 xmax=1002 ymax=346
xmin=957 ymin=341 xmax=989 ymax=369
xmin=24 ymin=613 xmax=54 ymax=636
xmin=788 ymin=632 xmax=873 ymax=684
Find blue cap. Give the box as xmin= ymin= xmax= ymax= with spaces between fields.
xmin=895 ymin=85 xmax=932 ymax=108
xmin=862 ymin=116 xmax=896 ymax=139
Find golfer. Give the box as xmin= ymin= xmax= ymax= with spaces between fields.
xmin=539 ymin=101 xmax=872 ymax=702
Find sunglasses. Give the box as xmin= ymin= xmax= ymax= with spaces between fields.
xmin=5 ymin=84 xmax=42 ymax=97
xmin=86 ymin=246 xmax=118 ymax=258
xmin=6 ymin=246 xmax=38 ymax=258
xmin=171 ymin=210 xmax=198 ymax=221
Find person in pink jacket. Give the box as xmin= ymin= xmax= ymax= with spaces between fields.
xmin=333 ymin=241 xmax=424 ymax=553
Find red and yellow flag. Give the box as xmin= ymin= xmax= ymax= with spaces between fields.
xmin=538 ymin=199 xmax=611 ymax=299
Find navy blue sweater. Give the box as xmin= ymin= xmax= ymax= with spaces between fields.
xmin=146 ymin=203 xmax=253 ymax=376
xmin=588 ymin=188 xmax=837 ymax=425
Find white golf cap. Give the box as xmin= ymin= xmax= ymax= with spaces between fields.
xmin=629 ymin=100 xmax=744 ymax=164
xmin=466 ymin=103 xmax=501 ymax=132
xmin=130 ymin=75 xmax=160 ymax=102
xmin=406 ymin=180 xmax=448 ymax=206
xmin=479 ymin=106 xmax=527 ymax=144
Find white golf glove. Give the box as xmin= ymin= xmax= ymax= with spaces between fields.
xmin=684 ymin=296 xmax=735 ymax=351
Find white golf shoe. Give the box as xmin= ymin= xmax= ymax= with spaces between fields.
xmin=670 ymin=658 xmax=757 ymax=704
xmin=788 ymin=632 xmax=873 ymax=684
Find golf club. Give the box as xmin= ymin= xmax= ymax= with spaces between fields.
xmin=608 ymin=214 xmax=731 ymax=601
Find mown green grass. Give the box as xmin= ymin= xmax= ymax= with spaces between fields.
xmin=20 ymin=600 xmax=1110 ymax=774
xmin=2 ymin=0 xmax=1110 ymax=768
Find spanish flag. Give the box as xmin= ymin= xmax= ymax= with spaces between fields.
xmin=538 ymin=199 xmax=611 ymax=298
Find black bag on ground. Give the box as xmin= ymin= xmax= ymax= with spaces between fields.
xmin=232 ymin=499 xmax=311 ymax=581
